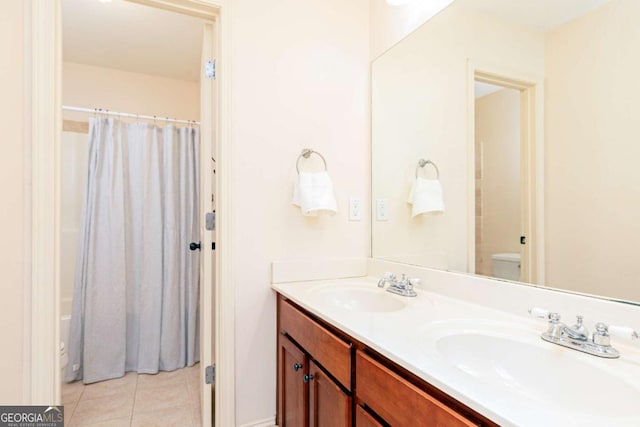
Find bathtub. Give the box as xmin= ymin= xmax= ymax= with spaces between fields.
xmin=60 ymin=314 xmax=71 ymax=373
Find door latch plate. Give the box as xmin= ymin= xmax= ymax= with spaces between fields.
xmin=206 ymin=211 xmax=215 ymax=231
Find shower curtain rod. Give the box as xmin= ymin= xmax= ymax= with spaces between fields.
xmin=62 ymin=105 xmax=200 ymax=125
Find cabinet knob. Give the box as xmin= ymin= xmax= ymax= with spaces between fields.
xmin=293 ymin=363 xmax=303 ymax=371
xmin=303 ymin=374 xmax=314 ymax=383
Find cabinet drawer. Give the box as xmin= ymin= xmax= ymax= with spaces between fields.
xmin=279 ymin=298 xmax=352 ymax=389
xmin=356 ymin=351 xmax=477 ymax=427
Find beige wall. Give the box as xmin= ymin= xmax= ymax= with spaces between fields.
xmin=369 ymin=0 xmax=454 ymax=59
xmin=231 ymin=0 xmax=370 ymax=424
xmin=60 ymin=63 xmax=200 ymax=318
xmin=0 ymin=0 xmax=25 ymax=404
xmin=475 ymin=88 xmax=521 ymax=277
xmin=372 ymin=2 xmax=544 ymax=272
xmin=62 ymin=62 xmax=199 ymax=122
xmin=3 ymin=1 xmax=370 ymax=416
xmin=545 ymin=0 xmax=640 ymax=301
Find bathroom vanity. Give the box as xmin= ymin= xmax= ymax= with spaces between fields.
xmin=272 ymin=267 xmax=640 ymax=427
xmin=277 ymin=295 xmax=496 ymax=426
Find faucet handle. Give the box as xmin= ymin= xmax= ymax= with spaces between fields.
xmin=528 ymin=307 xmax=550 ymax=319
xmin=404 ymin=278 xmax=420 ymax=291
xmin=549 ymin=312 xmax=561 ymax=323
xmin=408 ymin=278 xmax=421 ymax=287
xmin=607 ymin=325 xmax=639 ymax=341
xmin=383 ymin=271 xmax=396 ymax=280
xmin=528 ymin=307 xmax=563 ymax=324
xmin=593 ymin=322 xmax=611 ymax=346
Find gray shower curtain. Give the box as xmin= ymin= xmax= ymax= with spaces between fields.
xmin=66 ymin=118 xmax=200 ymax=384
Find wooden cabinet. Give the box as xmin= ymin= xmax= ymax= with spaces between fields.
xmin=278 ymin=335 xmax=308 ymax=427
xmin=279 ymin=295 xmax=352 ymax=388
xmin=355 ymin=405 xmax=383 ymax=427
xmin=308 ymin=360 xmax=351 ymax=427
xmin=277 ymin=297 xmax=352 ymax=427
xmin=277 ymin=295 xmax=498 ymax=427
xmin=356 ymin=351 xmax=477 ymax=427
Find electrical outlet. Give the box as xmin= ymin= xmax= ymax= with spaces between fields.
xmin=349 ymin=197 xmax=363 ymax=221
xmin=376 ymin=198 xmax=389 ymax=221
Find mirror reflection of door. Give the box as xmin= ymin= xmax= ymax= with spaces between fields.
xmin=474 ymin=81 xmax=523 ymax=282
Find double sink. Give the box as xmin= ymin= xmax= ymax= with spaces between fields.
xmin=297 ymin=280 xmax=640 ymax=424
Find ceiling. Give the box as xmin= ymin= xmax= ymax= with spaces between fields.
xmin=63 ymin=0 xmax=612 ymax=82
xmin=458 ymin=0 xmax=612 ymax=32
xmin=62 ymin=0 xmax=205 ymax=82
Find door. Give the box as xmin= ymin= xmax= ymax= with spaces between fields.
xmin=309 ymin=360 xmax=351 ymax=427
xmin=199 ymin=21 xmax=216 ymax=427
xmin=278 ymin=336 xmax=309 ymax=427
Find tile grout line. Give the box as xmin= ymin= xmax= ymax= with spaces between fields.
xmin=65 ymin=368 xmax=197 ymax=426
xmin=67 ymin=382 xmax=84 ymax=426
xmin=187 ymin=369 xmax=196 ymax=427
xmin=130 ymin=373 xmax=139 ymax=427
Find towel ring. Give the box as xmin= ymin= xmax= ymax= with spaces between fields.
xmin=415 ymin=159 xmax=440 ymax=179
xmin=296 ymin=148 xmax=328 ymax=174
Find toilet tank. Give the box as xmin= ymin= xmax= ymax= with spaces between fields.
xmin=491 ymin=253 xmax=521 ymax=281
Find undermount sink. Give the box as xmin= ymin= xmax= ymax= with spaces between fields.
xmin=421 ymin=321 xmax=640 ymax=418
xmin=310 ymin=285 xmax=406 ymax=312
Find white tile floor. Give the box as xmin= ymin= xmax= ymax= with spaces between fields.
xmin=62 ymin=364 xmax=202 ymax=427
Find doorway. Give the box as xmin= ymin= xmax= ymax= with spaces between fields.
xmin=29 ymin=0 xmax=234 ymax=424
xmin=467 ymin=65 xmax=544 ymax=285
xmin=58 ymin=0 xmax=216 ymax=425
xmin=473 ymin=82 xmax=522 ymax=281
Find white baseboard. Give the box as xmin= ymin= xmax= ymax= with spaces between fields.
xmin=237 ymin=417 xmax=276 ymax=427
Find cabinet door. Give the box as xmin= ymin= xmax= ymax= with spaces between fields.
xmin=355 ymin=405 xmax=383 ymax=427
xmin=309 ymin=360 xmax=351 ymax=427
xmin=278 ymin=336 xmax=308 ymax=427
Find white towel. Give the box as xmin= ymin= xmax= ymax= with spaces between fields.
xmin=407 ymin=177 xmax=445 ymax=217
xmin=292 ymin=171 xmax=337 ymax=216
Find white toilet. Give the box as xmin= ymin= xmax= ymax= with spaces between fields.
xmin=491 ymin=252 xmax=521 ymax=281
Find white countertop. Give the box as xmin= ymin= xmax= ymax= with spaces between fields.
xmin=272 ymin=277 xmax=640 ymax=427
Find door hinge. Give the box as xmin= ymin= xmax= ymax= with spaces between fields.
xmin=205 ymin=211 xmax=215 ymax=231
xmin=520 ymin=236 xmax=526 ymax=245
xmin=205 ymin=365 xmax=215 ymax=384
xmin=205 ymin=60 xmax=216 ymax=80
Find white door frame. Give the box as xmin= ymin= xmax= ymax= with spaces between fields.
xmin=466 ymin=59 xmax=545 ymax=284
xmin=26 ymin=0 xmax=235 ymax=425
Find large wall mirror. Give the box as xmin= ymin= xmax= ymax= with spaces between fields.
xmin=372 ymin=0 xmax=640 ymax=304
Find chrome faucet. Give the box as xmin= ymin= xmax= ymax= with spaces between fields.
xmin=529 ymin=307 xmax=639 ymax=358
xmin=377 ymin=272 xmax=397 ymax=288
xmin=377 ymin=272 xmax=419 ymax=297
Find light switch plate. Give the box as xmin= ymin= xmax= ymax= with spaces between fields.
xmin=349 ymin=197 xmax=363 ymax=221
xmin=376 ymin=198 xmax=389 ymax=221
